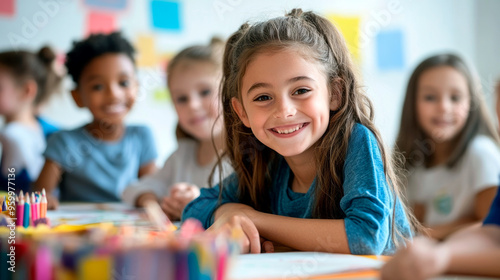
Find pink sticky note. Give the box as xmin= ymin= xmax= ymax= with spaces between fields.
xmin=0 ymin=0 xmax=15 ymax=17
xmin=85 ymin=11 xmax=116 ymax=37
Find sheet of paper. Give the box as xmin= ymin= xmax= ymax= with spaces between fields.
xmin=229 ymin=252 xmax=383 ymax=280
xmin=85 ymin=11 xmax=116 ymax=36
xmin=47 ymin=203 xmax=144 ymax=226
xmin=0 ymin=0 xmax=15 ymax=17
xmin=376 ymin=29 xmax=405 ymax=70
xmin=327 ymin=15 xmax=361 ymax=63
xmin=150 ymin=0 xmax=182 ymax=31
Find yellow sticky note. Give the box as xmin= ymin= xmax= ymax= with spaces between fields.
xmin=328 ymin=15 xmax=361 ymax=63
xmin=79 ymin=256 xmax=112 ymax=280
xmin=153 ymin=87 xmax=171 ymax=103
xmin=136 ymin=34 xmax=158 ymax=67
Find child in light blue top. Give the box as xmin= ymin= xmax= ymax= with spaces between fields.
xmin=34 ymin=32 xmax=157 ymax=207
xmin=182 ymin=9 xmax=416 ymax=255
xmin=44 ymin=125 xmax=156 ymax=202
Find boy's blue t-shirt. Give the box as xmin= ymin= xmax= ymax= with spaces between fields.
xmin=182 ymin=123 xmax=413 ymax=255
xmin=484 ymin=188 xmax=500 ymax=226
xmin=44 ymin=125 xmax=157 ymax=202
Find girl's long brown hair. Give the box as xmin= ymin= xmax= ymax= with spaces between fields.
xmin=216 ymin=9 xmax=418 ymax=244
xmin=396 ymin=54 xmax=500 ymax=170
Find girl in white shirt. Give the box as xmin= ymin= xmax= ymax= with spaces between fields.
xmin=123 ymin=38 xmax=231 ymax=220
xmin=396 ymin=54 xmax=500 ymax=240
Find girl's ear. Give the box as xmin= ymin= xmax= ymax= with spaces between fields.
xmin=22 ymin=79 xmax=38 ymax=101
xmin=329 ymin=78 xmax=343 ymax=111
xmin=71 ymin=89 xmax=84 ymax=108
xmin=231 ymin=97 xmax=251 ymax=127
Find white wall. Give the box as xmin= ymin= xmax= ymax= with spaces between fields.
xmin=0 ymin=0 xmax=497 ymax=164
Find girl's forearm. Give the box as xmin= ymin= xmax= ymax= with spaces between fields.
xmin=447 ymin=250 xmax=500 ymax=277
xmin=443 ymin=226 xmax=500 ymax=276
xmin=428 ymin=217 xmax=479 ymax=240
xmin=248 ymin=210 xmax=350 ymax=253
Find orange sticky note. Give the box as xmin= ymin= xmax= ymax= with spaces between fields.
xmin=135 ymin=34 xmax=157 ymax=67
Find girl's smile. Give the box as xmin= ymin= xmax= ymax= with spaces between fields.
xmin=269 ymin=122 xmax=309 ymax=137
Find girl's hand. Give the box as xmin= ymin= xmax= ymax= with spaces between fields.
xmin=46 ymin=193 xmax=59 ymax=210
xmin=160 ymin=183 xmax=201 ymax=220
xmin=260 ymin=237 xmax=275 ymax=253
xmin=380 ymin=237 xmax=450 ymax=280
xmin=208 ymin=206 xmax=261 ymax=254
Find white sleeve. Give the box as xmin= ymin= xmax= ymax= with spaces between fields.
xmin=0 ymin=133 xmax=29 ymax=176
xmin=469 ymin=136 xmax=500 ymax=192
xmin=122 ymin=154 xmax=176 ymax=205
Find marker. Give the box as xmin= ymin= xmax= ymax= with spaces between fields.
xmin=40 ymin=189 xmax=47 ymax=218
xmin=23 ymin=193 xmax=30 ymax=228
xmin=16 ymin=191 xmax=24 ymax=226
xmin=1 ymin=196 xmax=6 ymax=211
xmin=31 ymin=193 xmax=38 ymax=223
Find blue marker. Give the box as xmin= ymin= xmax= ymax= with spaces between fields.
xmin=1 ymin=196 xmax=6 ymax=211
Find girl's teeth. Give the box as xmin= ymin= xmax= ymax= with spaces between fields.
xmin=275 ymin=124 xmax=303 ymax=134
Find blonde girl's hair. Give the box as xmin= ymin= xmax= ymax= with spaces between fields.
xmin=216 ymin=9 xmax=420 ymax=246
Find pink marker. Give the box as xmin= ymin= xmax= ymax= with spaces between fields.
xmin=31 ymin=192 xmax=38 ymax=224
xmin=16 ymin=191 xmax=24 ymax=227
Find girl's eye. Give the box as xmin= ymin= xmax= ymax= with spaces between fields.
xmin=92 ymin=84 xmax=104 ymax=91
xmin=176 ymin=95 xmax=188 ymax=104
xmin=200 ymin=89 xmax=211 ymax=97
xmin=423 ymin=94 xmax=436 ymax=101
xmin=119 ymin=80 xmax=130 ymax=87
xmin=254 ymin=95 xmax=271 ymax=102
xmin=293 ymin=88 xmax=310 ymax=95
xmin=451 ymin=95 xmax=462 ymax=102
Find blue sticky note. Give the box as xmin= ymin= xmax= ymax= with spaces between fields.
xmin=376 ymin=30 xmax=405 ymax=70
xmin=151 ymin=0 xmax=182 ymax=31
xmin=83 ymin=0 xmax=128 ymax=11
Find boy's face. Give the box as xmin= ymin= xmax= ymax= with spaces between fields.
xmin=72 ymin=53 xmax=137 ymax=126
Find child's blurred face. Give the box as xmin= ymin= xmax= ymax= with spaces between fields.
xmin=0 ymin=67 xmax=25 ymax=116
xmin=234 ymin=48 xmax=335 ymax=158
xmin=168 ymin=61 xmax=222 ymax=141
xmin=416 ymin=66 xmax=470 ymax=143
xmin=72 ymin=53 xmax=137 ymax=125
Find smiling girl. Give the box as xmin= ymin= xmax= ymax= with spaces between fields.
xmin=182 ymin=9 xmax=416 ymax=255
xmin=396 ymin=54 xmax=500 ymax=240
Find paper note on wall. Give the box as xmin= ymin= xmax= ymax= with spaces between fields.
xmin=328 ymin=15 xmax=361 ymax=63
xmin=0 ymin=0 xmax=15 ymax=17
xmin=154 ymin=88 xmax=170 ymax=103
xmin=150 ymin=0 xmax=182 ymax=31
xmin=85 ymin=11 xmax=116 ymax=37
xmin=376 ymin=29 xmax=405 ymax=70
xmin=83 ymin=0 xmax=128 ymax=12
xmin=135 ymin=34 xmax=158 ymax=67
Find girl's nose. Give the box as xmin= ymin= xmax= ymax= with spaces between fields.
xmin=438 ymin=97 xmax=453 ymax=112
xmin=188 ymin=95 xmax=202 ymax=110
xmin=273 ymin=97 xmax=296 ymax=118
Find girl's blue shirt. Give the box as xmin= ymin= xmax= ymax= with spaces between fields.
xmin=182 ymin=123 xmax=412 ymax=255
